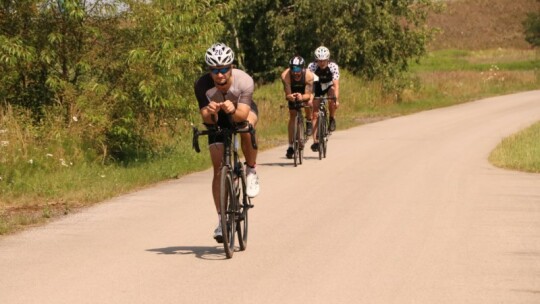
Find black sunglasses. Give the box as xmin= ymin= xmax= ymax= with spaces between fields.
xmin=210 ymin=66 xmax=231 ymax=75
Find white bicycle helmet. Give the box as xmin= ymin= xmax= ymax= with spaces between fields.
xmin=314 ymin=46 xmax=330 ymax=60
xmin=205 ymin=43 xmax=234 ymax=67
xmin=289 ymin=56 xmax=305 ymax=68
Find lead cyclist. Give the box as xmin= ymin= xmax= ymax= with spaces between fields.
xmin=193 ymin=43 xmax=260 ymax=243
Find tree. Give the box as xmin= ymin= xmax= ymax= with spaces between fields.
xmin=224 ymin=0 xmax=439 ymax=87
xmin=102 ymin=0 xmax=227 ymax=160
xmin=523 ymin=10 xmax=540 ymax=47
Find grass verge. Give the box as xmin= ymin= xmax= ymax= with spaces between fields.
xmin=489 ymin=121 xmax=540 ymax=173
xmin=1 ymin=48 xmax=539 ymax=235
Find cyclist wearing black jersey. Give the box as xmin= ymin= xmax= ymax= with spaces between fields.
xmin=194 ymin=43 xmax=260 ymax=242
xmin=307 ymin=46 xmax=340 ymax=152
xmin=280 ymin=56 xmax=315 ymax=159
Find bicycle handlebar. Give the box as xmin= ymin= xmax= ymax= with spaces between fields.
xmin=192 ymin=118 xmax=257 ymax=153
xmin=313 ymin=96 xmax=337 ymax=100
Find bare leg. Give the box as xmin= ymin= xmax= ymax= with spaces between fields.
xmin=312 ymin=99 xmax=320 ymax=143
xmin=288 ymin=110 xmax=296 ymax=145
xmin=209 ymin=143 xmax=224 ymax=212
xmin=304 ymin=106 xmax=312 ymax=122
xmin=329 ymin=101 xmax=337 ymax=118
xmin=329 ymin=88 xmax=339 ymax=118
xmin=241 ymin=111 xmax=258 ymax=167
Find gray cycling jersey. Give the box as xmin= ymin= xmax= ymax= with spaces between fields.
xmin=194 ymin=68 xmax=257 ymax=114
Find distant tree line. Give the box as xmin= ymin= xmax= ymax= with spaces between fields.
xmin=0 ymin=0 xmax=439 ymax=164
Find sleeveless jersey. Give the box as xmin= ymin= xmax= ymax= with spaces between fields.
xmin=290 ymin=70 xmax=306 ymax=94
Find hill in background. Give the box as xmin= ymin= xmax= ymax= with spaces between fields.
xmin=428 ymin=0 xmax=538 ymax=50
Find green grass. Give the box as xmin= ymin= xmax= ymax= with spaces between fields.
xmin=0 ymin=139 xmax=210 ymax=234
xmin=410 ymin=49 xmax=540 ymax=72
xmin=489 ymin=122 xmax=540 ymax=173
xmin=1 ymin=48 xmax=539 ymax=235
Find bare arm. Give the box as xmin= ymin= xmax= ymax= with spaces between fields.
xmin=281 ymin=69 xmax=297 ymax=102
xmin=332 ymin=79 xmax=339 ymax=100
xmin=200 ymin=100 xmax=250 ymax=124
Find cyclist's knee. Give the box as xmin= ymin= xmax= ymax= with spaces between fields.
xmin=247 ymin=111 xmax=258 ymax=126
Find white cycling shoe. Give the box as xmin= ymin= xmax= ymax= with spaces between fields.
xmin=213 ymin=222 xmax=223 ymax=243
xmin=246 ymin=171 xmax=260 ymax=198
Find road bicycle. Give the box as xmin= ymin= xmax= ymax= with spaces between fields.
xmin=313 ymin=96 xmax=336 ymax=160
xmin=192 ymin=117 xmax=256 ymax=259
xmin=290 ymin=100 xmax=310 ymax=167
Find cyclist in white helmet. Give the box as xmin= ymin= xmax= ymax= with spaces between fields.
xmin=280 ymin=55 xmax=316 ymax=159
xmin=194 ymin=43 xmax=260 ymax=243
xmin=308 ymin=45 xmax=340 ymax=152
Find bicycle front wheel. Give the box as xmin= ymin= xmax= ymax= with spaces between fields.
xmin=237 ymin=164 xmax=250 ymax=251
xmin=219 ymin=166 xmax=237 ymax=259
xmin=317 ymin=113 xmax=326 ymax=160
xmin=296 ymin=114 xmax=305 ymax=165
xmin=292 ymin=114 xmax=299 ymax=167
xmin=321 ymin=116 xmax=328 ymax=158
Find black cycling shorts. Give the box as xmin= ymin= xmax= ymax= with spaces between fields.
xmin=287 ymin=101 xmax=305 ymax=110
xmin=314 ymin=82 xmax=333 ymax=97
xmin=207 ymin=102 xmax=258 ymax=145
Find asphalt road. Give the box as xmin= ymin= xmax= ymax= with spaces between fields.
xmin=1 ymin=91 xmax=539 ymax=304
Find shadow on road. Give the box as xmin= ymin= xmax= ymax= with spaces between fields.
xmin=147 ymin=246 xmax=227 ymax=260
xmin=259 ymin=156 xmax=319 ymax=167
xmin=258 ymin=162 xmax=294 ymax=167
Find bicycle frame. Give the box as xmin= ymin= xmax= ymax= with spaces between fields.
xmin=313 ymin=96 xmax=336 ymax=159
xmin=192 ymin=117 xmax=256 ymax=258
xmin=290 ymin=101 xmax=309 ymax=166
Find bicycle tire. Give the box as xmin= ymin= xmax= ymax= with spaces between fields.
xmin=219 ymin=166 xmax=236 ymax=259
xmin=293 ymin=114 xmax=299 ymax=167
xmin=318 ymin=112 xmax=326 ymax=160
xmin=236 ymin=163 xmax=249 ymax=251
xmin=298 ymin=115 xmax=304 ymax=165
xmin=322 ymin=116 xmax=328 ymax=158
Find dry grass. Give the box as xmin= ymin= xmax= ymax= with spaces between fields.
xmin=428 ymin=0 xmax=538 ymax=50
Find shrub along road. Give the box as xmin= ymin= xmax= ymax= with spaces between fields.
xmin=1 ymin=90 xmax=539 ymax=304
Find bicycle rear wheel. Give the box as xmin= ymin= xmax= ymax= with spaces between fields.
xmin=321 ymin=116 xmax=328 ymax=158
xmin=219 ymin=166 xmax=237 ymax=259
xmin=236 ymin=164 xmax=250 ymax=251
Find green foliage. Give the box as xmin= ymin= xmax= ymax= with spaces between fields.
xmin=224 ymin=0 xmax=440 ymax=87
xmin=0 ymin=0 xmax=442 ymax=182
xmin=523 ymin=11 xmax=540 ymax=47
xmin=100 ymin=0 xmax=226 ymax=161
xmin=0 ymin=0 xmax=225 ymax=164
